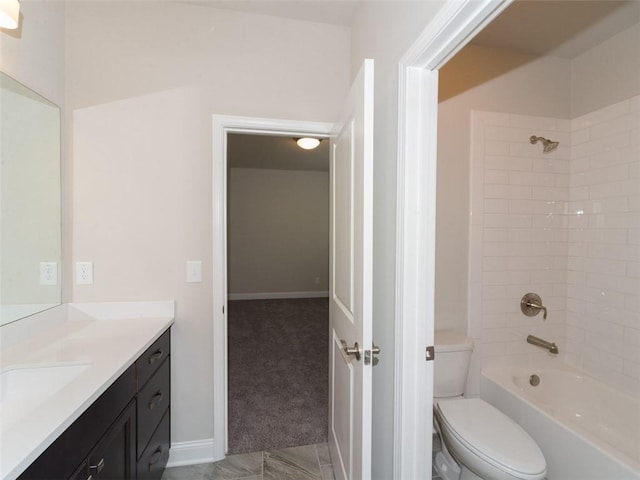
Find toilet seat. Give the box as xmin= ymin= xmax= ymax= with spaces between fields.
xmin=436 ymin=398 xmax=546 ymax=480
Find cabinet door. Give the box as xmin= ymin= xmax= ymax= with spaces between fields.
xmin=88 ymin=400 xmax=136 ymax=480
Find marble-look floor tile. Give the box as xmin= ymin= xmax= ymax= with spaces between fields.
xmin=315 ymin=443 xmax=331 ymax=466
xmin=263 ymin=445 xmax=322 ymax=480
xmin=209 ymin=451 xmax=263 ymax=479
xmin=320 ymin=465 xmax=335 ymax=480
xmin=161 ymin=463 xmax=212 ymax=480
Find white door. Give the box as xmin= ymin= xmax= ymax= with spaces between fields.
xmin=328 ymin=59 xmax=374 ymax=480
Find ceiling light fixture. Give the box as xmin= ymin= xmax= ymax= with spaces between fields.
xmin=296 ymin=137 xmax=321 ymax=150
xmin=0 ymin=0 xmax=19 ymax=29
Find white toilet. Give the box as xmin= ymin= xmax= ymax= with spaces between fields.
xmin=433 ymin=330 xmax=547 ymax=480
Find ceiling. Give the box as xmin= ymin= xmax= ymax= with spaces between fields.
xmin=228 ymin=133 xmax=329 ymax=172
xmin=471 ymin=0 xmax=640 ymax=59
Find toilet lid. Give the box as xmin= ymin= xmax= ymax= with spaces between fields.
xmin=437 ymin=398 xmax=546 ymax=478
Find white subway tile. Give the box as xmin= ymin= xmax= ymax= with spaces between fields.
xmin=629 ymin=195 xmax=640 ymax=212
xmin=571 ymin=163 xmax=628 ymax=187
xmin=571 ymin=128 xmax=590 ymax=146
xmin=572 ymin=100 xmax=630 ymax=130
xmin=627 ymin=262 xmax=640 ymax=278
xmin=485 ymin=141 xmax=510 ymax=156
xmin=485 ymin=184 xmax=532 ymax=199
xmin=485 ymin=155 xmax=533 ymax=172
xmin=589 ymin=144 xmax=639 ymax=169
xmin=588 ymin=197 xmax=629 ymax=214
xmin=570 ymin=186 xmax=589 ymax=200
xmin=483 ymin=270 xmax=530 ymax=285
xmin=483 ymin=257 xmax=508 ymax=271
xmin=483 ymin=242 xmax=531 ymax=257
xmin=583 ymin=258 xmax=626 ymax=276
xmin=484 ymin=170 xmax=510 ymax=185
xmin=572 ymin=131 xmax=630 ymax=159
xmin=569 ymin=157 xmax=590 ymax=173
xmin=630 ymin=95 xmax=640 ymax=113
xmin=509 ymin=200 xmax=556 ymax=214
xmin=588 ymin=243 xmax=640 ymax=261
xmin=484 ymin=199 xmax=510 ymax=213
xmin=506 ymin=256 xmax=554 ymax=271
xmin=532 ymin=186 xmax=570 ymax=201
xmin=485 ymin=125 xmax=529 ymax=142
xmin=624 ymin=326 xmax=640 ymax=346
xmin=623 ymin=360 xmax=640 ymax=380
xmin=484 ymin=213 xmax=532 ymax=228
xmin=531 ymin=213 xmax=567 ymax=229
xmin=589 ymin=179 xmax=639 ymax=199
xmin=534 ymin=158 xmax=570 ymax=174
xmin=583 ymin=288 xmax=626 ymax=309
xmin=509 ymin=172 xmax=556 ymax=187
xmin=587 ymin=272 xmax=639 ymax=295
xmin=477 ymin=111 xmax=511 ymax=127
xmin=589 ymin=212 xmax=640 ymax=229
xmin=484 ymin=228 xmax=510 ymax=242
xmin=629 ymin=229 xmax=640 ymax=245
xmin=590 ymin=111 xmax=640 ymax=141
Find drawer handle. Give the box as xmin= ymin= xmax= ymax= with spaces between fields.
xmin=148 ymin=350 xmax=164 ymax=364
xmin=149 ymin=391 xmax=164 ymax=409
xmin=148 ymin=447 xmax=163 ymax=471
xmin=89 ymin=458 xmax=105 ymax=475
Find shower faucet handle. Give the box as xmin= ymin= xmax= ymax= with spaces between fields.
xmin=521 ymin=293 xmax=547 ymax=320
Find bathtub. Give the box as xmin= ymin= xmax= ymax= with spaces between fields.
xmin=482 ymin=361 xmax=640 ymax=479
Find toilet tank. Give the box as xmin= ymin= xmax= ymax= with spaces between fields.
xmin=434 ymin=330 xmax=474 ymax=398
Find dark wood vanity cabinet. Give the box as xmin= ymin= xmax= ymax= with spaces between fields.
xmin=18 ymin=329 xmax=171 ymax=480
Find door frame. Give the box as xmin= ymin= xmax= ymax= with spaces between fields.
xmin=212 ymin=115 xmax=333 ymax=459
xmin=393 ymin=0 xmax=513 ymax=478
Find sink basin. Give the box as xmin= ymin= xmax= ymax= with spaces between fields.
xmin=0 ymin=364 xmax=90 ymax=426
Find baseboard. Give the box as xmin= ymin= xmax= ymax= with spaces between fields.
xmin=227 ymin=291 xmax=329 ymax=301
xmin=167 ymin=438 xmax=221 ymax=467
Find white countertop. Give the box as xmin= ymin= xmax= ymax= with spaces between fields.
xmin=0 ymin=301 xmax=175 ymax=480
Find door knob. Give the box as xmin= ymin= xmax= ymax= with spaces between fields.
xmin=341 ymin=340 xmax=361 ymax=361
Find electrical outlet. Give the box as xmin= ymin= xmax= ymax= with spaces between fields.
xmin=76 ymin=262 xmax=93 ymax=285
xmin=40 ymin=262 xmax=57 ymax=285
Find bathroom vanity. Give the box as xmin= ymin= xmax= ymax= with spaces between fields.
xmin=0 ymin=302 xmax=174 ymax=480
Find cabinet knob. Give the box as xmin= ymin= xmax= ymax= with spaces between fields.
xmin=148 ymin=350 xmax=164 ymax=364
xmin=89 ymin=458 xmax=105 ymax=475
xmin=148 ymin=447 xmax=163 ymax=471
xmin=149 ymin=391 xmax=164 ymax=410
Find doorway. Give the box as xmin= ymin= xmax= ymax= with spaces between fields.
xmin=225 ymin=132 xmax=330 ymax=454
xmin=211 ymin=116 xmax=333 ymax=460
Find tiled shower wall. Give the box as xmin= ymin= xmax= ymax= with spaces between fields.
xmin=470 ymin=97 xmax=640 ymax=393
xmin=565 ymin=96 xmax=640 ymax=393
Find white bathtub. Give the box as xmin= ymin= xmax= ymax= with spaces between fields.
xmin=482 ymin=361 xmax=640 ymax=480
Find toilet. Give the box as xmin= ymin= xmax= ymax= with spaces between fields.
xmin=433 ymin=330 xmax=547 ymax=480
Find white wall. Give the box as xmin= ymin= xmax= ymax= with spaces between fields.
xmin=571 ymin=23 xmax=640 ymax=117
xmin=350 ymin=2 xmax=446 ymax=478
xmin=67 ymin=1 xmax=350 ymax=452
xmin=227 ymin=167 xmax=329 ymax=297
xmin=437 ymin=46 xmax=571 ymax=333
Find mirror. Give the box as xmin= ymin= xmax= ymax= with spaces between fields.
xmin=0 ymin=72 xmax=62 ymax=326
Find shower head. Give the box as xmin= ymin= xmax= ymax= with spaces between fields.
xmin=530 ymin=135 xmax=559 ymax=153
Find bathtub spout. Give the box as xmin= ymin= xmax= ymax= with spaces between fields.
xmin=527 ymin=335 xmax=559 ymax=354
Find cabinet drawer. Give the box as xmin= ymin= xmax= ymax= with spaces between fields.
xmin=136 ymin=329 xmax=170 ymax=390
xmin=137 ymin=357 xmax=170 ymax=457
xmin=137 ymin=409 xmax=170 ymax=480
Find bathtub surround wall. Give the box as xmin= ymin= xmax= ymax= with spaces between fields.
xmin=470 ymin=96 xmax=640 ymax=394
xmin=565 ymin=97 xmax=640 ymax=394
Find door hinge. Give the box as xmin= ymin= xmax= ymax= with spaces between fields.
xmin=426 ymin=345 xmax=435 ymax=362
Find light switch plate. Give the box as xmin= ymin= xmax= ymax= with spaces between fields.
xmin=186 ymin=261 xmax=202 ymax=283
xmin=76 ymin=262 xmax=93 ymax=285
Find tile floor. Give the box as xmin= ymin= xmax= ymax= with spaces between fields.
xmin=161 ymin=443 xmax=335 ymax=480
